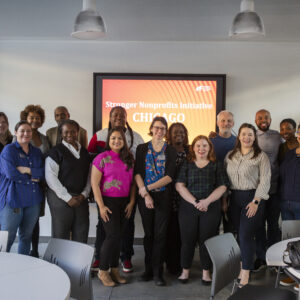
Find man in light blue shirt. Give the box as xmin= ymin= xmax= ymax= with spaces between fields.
xmin=210 ymin=110 xmax=236 ymax=233
xmin=210 ymin=110 xmax=236 ymax=163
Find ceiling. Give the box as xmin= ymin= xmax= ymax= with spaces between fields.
xmin=1 ymin=0 xmax=300 ymax=42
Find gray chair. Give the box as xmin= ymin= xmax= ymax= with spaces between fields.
xmin=43 ymin=238 xmax=94 ymax=300
xmin=0 ymin=230 xmax=8 ymax=252
xmin=205 ymin=233 xmax=296 ymax=300
xmin=282 ymin=220 xmax=300 ymax=241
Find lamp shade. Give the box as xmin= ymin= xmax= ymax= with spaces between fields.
xmin=71 ymin=0 xmax=106 ymax=39
xmin=229 ymin=0 xmax=265 ymax=38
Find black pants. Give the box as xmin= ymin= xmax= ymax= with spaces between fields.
xmin=255 ymin=192 xmax=281 ymax=260
xmin=31 ymin=219 xmax=40 ymax=253
xmin=94 ymin=202 xmax=136 ymax=261
xmin=165 ymin=210 xmax=181 ymax=274
xmin=229 ymin=190 xmax=265 ymax=270
xmin=31 ymin=198 xmax=45 ymax=254
xmin=47 ymin=189 xmax=89 ymax=243
xmin=100 ymin=196 xmax=129 ymax=270
xmin=138 ymin=191 xmax=171 ymax=277
xmin=179 ymin=200 xmax=221 ymax=270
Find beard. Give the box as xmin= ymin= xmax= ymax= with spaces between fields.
xmin=257 ymin=124 xmax=270 ymax=132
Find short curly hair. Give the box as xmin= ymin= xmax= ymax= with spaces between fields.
xmin=20 ymin=105 xmax=45 ymax=125
xmin=166 ymin=122 xmax=189 ymax=146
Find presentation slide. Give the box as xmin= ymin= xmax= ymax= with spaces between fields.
xmin=101 ymin=79 xmax=218 ymax=142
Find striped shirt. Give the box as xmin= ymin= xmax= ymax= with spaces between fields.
xmin=225 ymin=149 xmax=271 ymax=200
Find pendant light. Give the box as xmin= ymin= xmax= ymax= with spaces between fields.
xmin=71 ymin=0 xmax=106 ymax=40
xmin=229 ymin=0 xmax=265 ymax=38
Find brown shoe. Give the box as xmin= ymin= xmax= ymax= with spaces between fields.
xmin=280 ymin=276 xmax=295 ymax=286
xmin=110 ymin=267 xmax=127 ymax=284
xmin=98 ymin=270 xmax=116 ymax=287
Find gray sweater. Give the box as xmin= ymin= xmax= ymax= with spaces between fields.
xmin=256 ymin=129 xmax=282 ymax=194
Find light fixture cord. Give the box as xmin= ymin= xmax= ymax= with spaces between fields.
xmin=83 ymin=0 xmax=97 ymax=11
xmin=240 ymin=0 xmax=255 ymax=12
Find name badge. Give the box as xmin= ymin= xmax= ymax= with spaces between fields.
xmin=19 ymin=153 xmax=26 ymax=158
xmin=157 ymin=154 xmax=165 ymax=160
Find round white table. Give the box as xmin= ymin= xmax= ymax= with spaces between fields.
xmin=266 ymin=237 xmax=300 ymax=292
xmin=0 ymin=252 xmax=71 ymax=300
xmin=266 ymin=237 xmax=300 ymax=267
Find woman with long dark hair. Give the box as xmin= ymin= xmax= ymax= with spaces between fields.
xmin=176 ymin=135 xmax=228 ymax=284
xmin=88 ymin=106 xmax=144 ymax=273
xmin=165 ymin=122 xmax=189 ymax=275
xmin=0 ymin=112 xmax=13 ymax=153
xmin=225 ymin=123 xmax=271 ymax=286
xmin=135 ymin=116 xmax=177 ymax=286
xmin=91 ymin=127 xmax=135 ymax=286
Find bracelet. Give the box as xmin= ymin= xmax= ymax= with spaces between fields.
xmin=145 ymin=185 xmax=150 ymax=193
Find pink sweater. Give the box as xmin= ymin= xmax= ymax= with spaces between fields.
xmin=93 ymin=150 xmax=133 ymax=197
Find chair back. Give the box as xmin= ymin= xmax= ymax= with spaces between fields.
xmin=282 ymin=220 xmax=300 ymax=240
xmin=205 ymin=233 xmax=241 ymax=299
xmin=43 ymin=238 xmax=94 ymax=300
xmin=0 ymin=231 xmax=8 ymax=252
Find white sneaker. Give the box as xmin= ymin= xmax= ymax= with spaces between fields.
xmin=294 ymin=284 xmax=299 ymax=292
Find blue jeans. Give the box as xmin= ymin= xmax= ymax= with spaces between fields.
xmin=281 ymin=201 xmax=300 ymax=220
xmin=0 ymin=202 xmax=41 ymax=254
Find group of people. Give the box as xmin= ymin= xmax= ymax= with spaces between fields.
xmin=0 ymin=105 xmax=299 ymax=289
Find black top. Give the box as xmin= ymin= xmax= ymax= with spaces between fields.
xmin=171 ymin=147 xmax=189 ymax=211
xmin=176 ymin=160 xmax=229 ymax=201
xmin=48 ymin=143 xmax=90 ymax=195
xmin=0 ymin=135 xmax=13 ymax=154
xmin=280 ymin=149 xmax=300 ymax=204
xmin=134 ymin=142 xmax=177 ymax=186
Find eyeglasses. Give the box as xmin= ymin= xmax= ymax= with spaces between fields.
xmin=153 ymin=126 xmax=166 ymax=131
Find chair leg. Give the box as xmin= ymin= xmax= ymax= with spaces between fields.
xmin=275 ymin=266 xmax=281 ymax=288
xmin=231 ymin=279 xmax=238 ymax=294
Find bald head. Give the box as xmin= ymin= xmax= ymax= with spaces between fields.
xmin=54 ymin=106 xmax=70 ymax=125
xmin=255 ymin=109 xmax=271 ymax=132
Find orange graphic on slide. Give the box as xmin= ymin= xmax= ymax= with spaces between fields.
xmin=102 ymin=79 xmax=217 ymax=141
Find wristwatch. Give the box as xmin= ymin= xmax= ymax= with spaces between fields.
xmin=252 ymin=199 xmax=259 ymax=205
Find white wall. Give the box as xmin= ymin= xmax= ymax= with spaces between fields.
xmin=1 ymin=40 xmax=300 ymax=236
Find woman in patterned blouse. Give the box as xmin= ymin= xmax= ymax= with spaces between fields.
xmin=176 ymin=135 xmax=229 ymax=284
xmin=91 ymin=127 xmax=135 ymax=287
xmin=225 ymin=123 xmax=271 ymax=286
xmin=135 ymin=116 xmax=177 ymax=286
